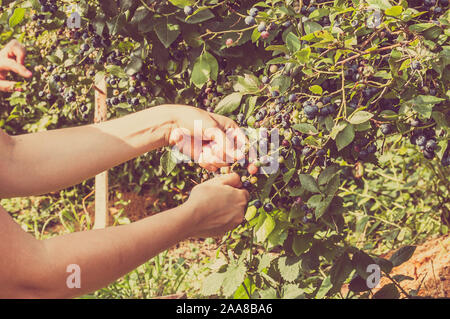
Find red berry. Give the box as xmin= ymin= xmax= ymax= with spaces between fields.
xmin=247 ymin=163 xmax=259 ymax=175
xmin=261 ymin=31 xmax=270 ymax=39
xmin=226 ymin=38 xmax=233 ymax=47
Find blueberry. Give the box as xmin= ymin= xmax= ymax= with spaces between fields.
xmin=380 ymin=124 xmax=392 ymax=135
xmin=111 ymin=97 xmax=119 ymax=105
xmin=440 ymin=0 xmax=449 ymax=6
xmin=423 ymin=149 xmax=435 ymax=159
xmin=263 ymin=203 xmax=273 ymax=212
xmin=257 ymin=22 xmax=266 ymax=32
xmin=289 ymin=93 xmax=297 ymax=103
xmin=81 ymin=43 xmax=90 ymax=52
xmin=367 ymin=144 xmax=376 ymax=154
xmin=261 ymin=76 xmax=269 ymax=84
xmin=322 ymin=96 xmax=331 ymax=104
xmin=411 ymin=61 xmax=421 ymax=70
xmin=316 ymin=149 xmax=326 ymax=157
xmin=425 ymin=139 xmax=437 ymax=151
xmin=302 ymin=147 xmax=312 ymax=156
xmin=184 ymin=6 xmax=194 ymax=15
xmin=410 ymin=119 xmax=420 ymax=127
xmin=52 ymin=74 xmax=60 ymax=82
xmin=132 ymin=97 xmax=140 ymax=106
xmin=359 ymin=149 xmax=368 ymax=158
xmin=271 ymin=90 xmax=280 ymax=98
xmin=243 ymin=181 xmax=252 ymax=189
xmin=38 ymin=91 xmax=45 ymax=98
xmin=416 ymin=135 xmax=427 ymax=147
xmin=245 ymin=16 xmax=256 ymax=26
xmin=249 ymin=7 xmax=259 ymax=17
xmin=129 ymin=86 xmax=136 ymax=94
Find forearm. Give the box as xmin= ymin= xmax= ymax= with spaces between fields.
xmin=0 ymin=105 xmax=175 ymax=197
xmin=2 ymin=203 xmax=195 ymax=298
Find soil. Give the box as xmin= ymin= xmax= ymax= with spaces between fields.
xmin=376 ymin=234 xmax=449 ymax=298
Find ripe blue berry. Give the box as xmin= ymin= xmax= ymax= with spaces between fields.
xmin=249 ymin=7 xmax=259 ymax=17
xmin=245 ymin=16 xmax=256 ymax=25
xmin=184 ymin=6 xmax=194 ymax=15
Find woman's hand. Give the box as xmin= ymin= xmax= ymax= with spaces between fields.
xmin=0 ymin=40 xmax=32 ymax=92
xmin=165 ymin=105 xmax=247 ymax=171
xmin=183 ymin=173 xmax=249 ymax=238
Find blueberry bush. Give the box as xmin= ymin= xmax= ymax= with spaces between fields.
xmin=0 ymin=0 xmax=449 ymax=298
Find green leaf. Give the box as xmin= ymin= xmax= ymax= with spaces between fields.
xmin=318 ymin=165 xmax=340 ymax=186
xmin=292 ymin=234 xmax=313 ymax=256
xmin=245 ymin=206 xmax=257 ymax=221
xmin=191 ymin=51 xmax=218 ymax=88
xmin=106 ymin=65 xmax=127 ymax=78
xmin=373 ymin=257 xmax=394 ymax=274
xmin=282 ymin=284 xmax=304 ymax=299
xmin=222 ymin=263 xmax=247 ymax=297
xmin=367 ymin=0 xmax=392 ymax=10
xmin=315 ymin=276 xmax=332 ymax=298
xmin=125 ymin=56 xmax=143 ymax=76
xmin=292 ymin=123 xmax=318 ymax=135
xmin=406 ymin=95 xmax=445 ymax=118
xmin=309 ymin=85 xmax=323 ymax=95
xmin=185 ymin=9 xmax=215 ymax=24
xmin=385 ymin=6 xmax=403 ymax=16
xmin=389 ymin=246 xmax=416 ymax=267
xmin=160 ymin=150 xmax=177 ymax=175
xmin=278 ymin=255 xmax=301 ymax=282
xmin=373 ymin=283 xmax=400 ymax=299
xmin=409 ymin=23 xmax=435 ymax=33
xmin=155 ymin=19 xmax=181 ymax=48
xmin=348 ymin=275 xmax=371 ymax=293
xmin=9 ymin=8 xmax=26 ymax=28
xmin=271 ymin=75 xmax=291 ymax=93
xmin=299 ymin=174 xmax=320 ymax=193
xmin=315 ymin=195 xmax=334 ymax=219
xmin=214 ymin=92 xmax=243 ymax=115
xmin=330 ymin=253 xmax=353 ymax=286
xmin=286 ymin=32 xmax=300 ymax=53
xmin=201 ymin=272 xmax=226 ymax=296
xmin=168 ymin=0 xmax=194 ymax=8
xmin=352 ymin=250 xmax=376 ymax=280
xmin=348 ymin=110 xmax=374 ymax=124
xmin=255 ymin=213 xmax=276 ymax=242
xmin=336 ymin=124 xmax=355 ymax=151
xmin=295 ymin=47 xmax=311 ymax=64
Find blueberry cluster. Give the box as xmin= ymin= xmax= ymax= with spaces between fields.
xmin=410 ymin=126 xmax=438 ymax=159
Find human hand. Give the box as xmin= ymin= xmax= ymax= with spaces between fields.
xmin=183 ymin=173 xmax=249 ymax=238
xmin=165 ymin=105 xmax=247 ymax=171
xmin=0 ymin=40 xmax=32 ymax=92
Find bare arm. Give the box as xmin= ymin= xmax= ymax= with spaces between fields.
xmin=0 ymin=104 xmax=242 ymax=198
xmin=1 ymin=105 xmax=173 ymax=197
xmin=0 ymin=173 xmax=248 ymax=298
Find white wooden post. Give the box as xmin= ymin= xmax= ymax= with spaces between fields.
xmin=93 ymin=76 xmax=109 ymax=229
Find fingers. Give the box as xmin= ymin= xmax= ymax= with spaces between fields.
xmin=8 ymin=40 xmax=26 ymax=65
xmin=0 ymin=80 xmax=19 ymax=92
xmin=0 ymin=57 xmax=32 ymax=79
xmin=214 ymin=173 xmax=243 ymax=188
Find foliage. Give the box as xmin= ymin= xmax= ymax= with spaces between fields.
xmin=0 ymin=0 xmax=448 ymax=298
